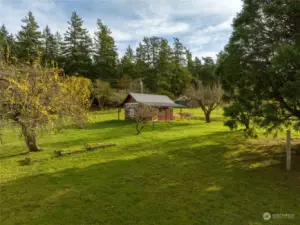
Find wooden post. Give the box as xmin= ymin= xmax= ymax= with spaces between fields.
xmin=286 ymin=129 xmax=291 ymax=171
xmin=118 ymin=107 xmax=120 ymax=121
xmin=180 ymin=108 xmax=182 ymax=120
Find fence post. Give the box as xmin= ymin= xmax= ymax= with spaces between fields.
xmin=286 ymin=129 xmax=291 ymax=171
xmin=180 ymin=108 xmax=182 ymax=120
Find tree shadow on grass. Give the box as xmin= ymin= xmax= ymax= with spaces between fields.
xmin=64 ymin=120 xmax=133 ymax=130
xmin=192 ymin=116 xmax=225 ymax=123
xmin=0 ymin=151 xmax=29 ymax=160
xmin=67 ymin=120 xmax=199 ymax=131
xmin=42 ymin=120 xmax=202 ymax=151
xmin=1 ymin=131 xmax=299 ymax=225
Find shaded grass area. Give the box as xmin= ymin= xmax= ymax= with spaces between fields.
xmin=0 ymin=109 xmax=300 ymax=225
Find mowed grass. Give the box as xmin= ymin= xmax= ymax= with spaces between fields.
xmin=0 ymin=109 xmax=299 ymax=225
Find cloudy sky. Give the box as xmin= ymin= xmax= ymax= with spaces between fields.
xmin=0 ymin=0 xmax=242 ymax=59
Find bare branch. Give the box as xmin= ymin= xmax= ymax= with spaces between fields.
xmin=186 ymin=82 xmax=223 ymax=123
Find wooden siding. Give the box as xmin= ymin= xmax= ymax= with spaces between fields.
xmin=123 ymin=95 xmax=174 ymax=121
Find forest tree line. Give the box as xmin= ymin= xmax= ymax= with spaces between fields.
xmin=2 ymin=0 xmax=298 ymax=138
xmin=0 ymin=11 xmax=218 ymax=101
xmin=0 ymin=0 xmax=299 ymax=153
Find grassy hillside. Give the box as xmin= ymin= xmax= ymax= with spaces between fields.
xmin=0 ymin=109 xmax=299 ymax=225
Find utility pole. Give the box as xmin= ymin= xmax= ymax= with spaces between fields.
xmin=140 ymin=78 xmax=144 ymax=93
xmin=286 ymin=129 xmax=291 ymax=171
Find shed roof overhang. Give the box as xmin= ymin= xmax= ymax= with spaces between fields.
xmin=117 ymin=93 xmax=186 ymax=108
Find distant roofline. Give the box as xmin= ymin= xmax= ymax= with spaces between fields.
xmin=129 ymin=92 xmax=169 ymax=97
xmin=117 ymin=93 xmax=186 ymax=108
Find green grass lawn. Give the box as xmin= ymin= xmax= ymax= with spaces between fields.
xmin=0 ymin=109 xmax=299 ymax=225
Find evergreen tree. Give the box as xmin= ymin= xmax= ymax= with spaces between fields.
xmin=200 ymin=57 xmax=217 ymax=86
xmin=170 ymin=64 xmax=191 ymax=97
xmin=62 ymin=11 xmax=92 ymax=77
xmin=41 ymin=25 xmax=58 ymax=66
xmin=156 ymin=39 xmax=174 ymax=97
xmin=54 ymin=31 xmax=64 ymax=66
xmin=149 ymin=36 xmax=161 ymax=68
xmin=217 ymin=0 xmax=300 ymax=133
xmin=170 ymin=38 xmax=191 ymax=97
xmin=134 ymin=42 xmax=149 ymax=84
xmin=93 ymin=19 xmax=118 ymax=84
xmin=133 ymin=36 xmax=192 ymax=96
xmin=0 ymin=25 xmax=8 ymax=61
xmin=186 ymin=49 xmax=195 ymax=76
xmin=119 ymin=45 xmax=135 ymax=79
xmin=173 ymin=38 xmax=186 ymax=66
xmin=16 ymin=11 xmax=42 ymax=64
xmin=142 ymin=37 xmax=152 ymax=66
xmin=6 ymin=34 xmax=17 ymax=63
xmin=192 ymin=57 xmax=202 ymax=81
xmin=141 ymin=37 xmax=162 ymax=91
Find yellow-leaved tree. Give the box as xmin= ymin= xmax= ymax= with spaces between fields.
xmin=0 ymin=61 xmax=92 ymax=152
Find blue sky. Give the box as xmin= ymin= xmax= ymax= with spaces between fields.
xmin=0 ymin=0 xmax=242 ymax=59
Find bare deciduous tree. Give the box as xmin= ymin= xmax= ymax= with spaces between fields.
xmin=134 ymin=104 xmax=158 ymax=135
xmin=186 ymin=82 xmax=223 ymax=123
xmin=92 ymin=79 xmax=113 ymax=109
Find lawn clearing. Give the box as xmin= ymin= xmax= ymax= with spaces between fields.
xmin=0 ymin=109 xmax=299 ymax=225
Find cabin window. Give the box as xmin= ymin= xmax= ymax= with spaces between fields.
xmin=129 ymin=108 xmax=135 ymax=118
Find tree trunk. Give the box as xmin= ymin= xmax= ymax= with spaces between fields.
xmin=136 ymin=121 xmax=146 ymax=135
xmin=98 ymin=98 xmax=104 ymax=110
xmin=99 ymin=97 xmax=106 ymax=110
xmin=198 ymin=101 xmax=211 ymax=123
xmin=21 ymin=124 xmax=40 ymax=152
xmin=245 ymin=121 xmax=250 ymax=130
xmin=98 ymin=98 xmax=101 ymax=109
xmin=205 ymin=112 xmax=211 ymax=123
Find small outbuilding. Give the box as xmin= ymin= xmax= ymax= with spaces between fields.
xmin=118 ymin=93 xmax=185 ymax=121
xmin=175 ymin=95 xmax=199 ymax=108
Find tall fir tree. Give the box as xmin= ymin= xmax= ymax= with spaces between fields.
xmin=93 ymin=19 xmax=118 ymax=84
xmin=170 ymin=38 xmax=191 ymax=97
xmin=173 ymin=38 xmax=186 ymax=66
xmin=119 ymin=45 xmax=135 ymax=79
xmin=186 ymin=49 xmax=194 ymax=76
xmin=62 ymin=11 xmax=92 ymax=77
xmin=54 ymin=31 xmax=64 ymax=66
xmin=192 ymin=56 xmax=202 ymax=84
xmin=16 ymin=11 xmax=42 ymax=64
xmin=135 ymin=42 xmax=148 ymax=79
xmin=149 ymin=36 xmax=161 ymax=68
xmin=0 ymin=24 xmax=8 ymax=61
xmin=141 ymin=37 xmax=162 ymax=91
xmin=41 ymin=25 xmax=58 ymax=66
xmin=200 ymin=57 xmax=217 ymax=85
xmin=133 ymin=37 xmax=192 ymax=96
xmin=156 ymin=39 xmax=175 ymax=97
xmin=6 ymin=34 xmax=17 ymax=63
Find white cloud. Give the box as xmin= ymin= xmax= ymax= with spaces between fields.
xmin=111 ymin=29 xmax=133 ymax=42
xmin=0 ymin=0 xmax=243 ymax=59
xmin=0 ymin=0 xmax=67 ymax=34
xmin=130 ymin=0 xmax=242 ymax=19
xmin=193 ymin=51 xmax=219 ymax=60
xmin=183 ymin=17 xmax=234 ymax=58
xmin=128 ymin=19 xmax=189 ymax=37
xmin=198 ymin=18 xmax=233 ymax=34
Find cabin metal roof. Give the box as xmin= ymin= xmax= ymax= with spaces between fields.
xmin=118 ymin=93 xmax=185 ymax=108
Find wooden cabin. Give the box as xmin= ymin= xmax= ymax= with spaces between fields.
xmin=118 ymin=93 xmax=185 ymax=121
